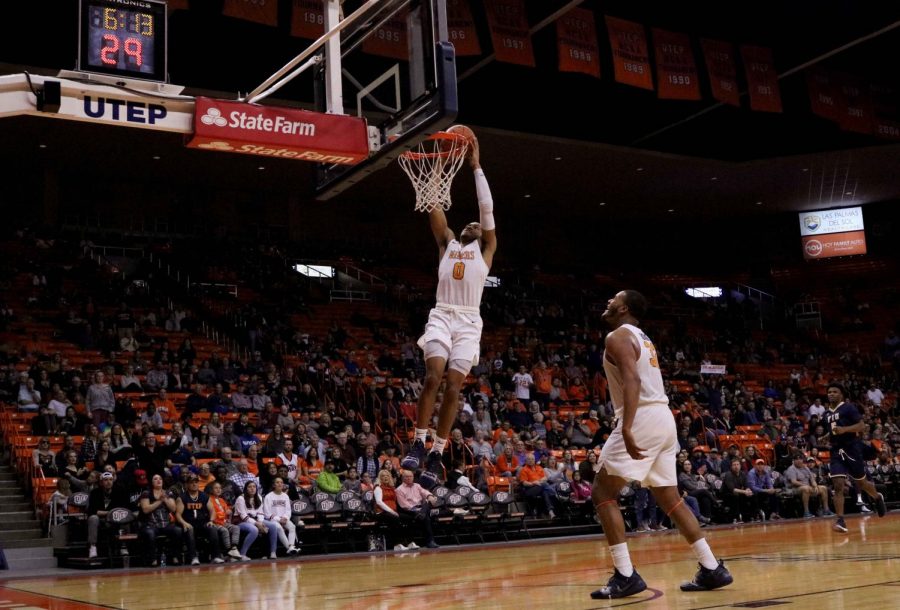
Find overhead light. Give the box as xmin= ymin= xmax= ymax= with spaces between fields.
xmin=599 ymin=202 xmax=606 ymax=206
xmin=801 ymin=168 xmax=809 ymax=172
xmin=845 ymin=191 xmax=853 ymax=195
xmin=152 ymin=155 xmax=161 ymax=160
xmin=636 ymin=167 xmax=644 ymax=172
xmin=667 ymin=208 xmax=675 ymax=213
xmin=258 ymin=166 xmax=266 ymax=170
xmin=686 ymin=287 xmax=723 ymax=299
xmin=554 ymin=157 xmax=562 ymax=161
xmin=755 ymin=201 xmax=763 ymax=205
xmin=523 ymin=194 xmax=531 ymax=198
xmin=38 ymin=144 xmax=47 ymax=149
xmin=710 ymin=176 xmax=718 ymax=181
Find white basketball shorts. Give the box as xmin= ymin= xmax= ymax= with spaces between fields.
xmin=598 ymin=403 xmax=678 ymax=488
xmin=417 ymin=305 xmax=483 ymax=370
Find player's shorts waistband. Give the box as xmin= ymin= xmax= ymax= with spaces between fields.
xmin=435 ymin=303 xmax=481 ymax=315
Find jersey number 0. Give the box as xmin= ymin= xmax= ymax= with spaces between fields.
xmin=452 ymin=262 xmax=466 ymax=280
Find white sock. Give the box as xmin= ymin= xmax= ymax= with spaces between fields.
xmin=609 ymin=542 xmax=633 ymax=577
xmin=691 ymin=538 xmax=718 ymax=570
xmin=431 ymin=436 xmax=447 ymax=455
xmin=415 ymin=428 xmax=428 ymax=443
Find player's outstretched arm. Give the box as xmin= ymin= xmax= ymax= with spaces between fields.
xmin=429 ymin=206 xmax=454 ymax=258
xmin=470 ymin=137 xmax=497 ymax=267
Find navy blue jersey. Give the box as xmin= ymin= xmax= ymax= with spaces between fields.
xmin=180 ymin=491 xmax=210 ymax=526
xmin=822 ymin=402 xmax=861 ymax=448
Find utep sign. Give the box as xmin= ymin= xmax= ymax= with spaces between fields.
xmin=186 ymin=97 xmax=369 ymax=165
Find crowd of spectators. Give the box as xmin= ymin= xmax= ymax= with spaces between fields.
xmin=2 ymin=230 xmax=899 ymax=565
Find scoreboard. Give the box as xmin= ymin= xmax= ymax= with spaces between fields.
xmin=78 ymin=0 xmax=167 ymax=82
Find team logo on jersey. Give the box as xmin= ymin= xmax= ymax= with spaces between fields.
xmin=804 ymin=215 xmax=821 ymax=232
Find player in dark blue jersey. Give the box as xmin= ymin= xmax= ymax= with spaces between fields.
xmin=821 ymin=383 xmax=886 ymax=532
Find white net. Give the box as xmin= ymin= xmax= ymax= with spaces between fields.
xmin=398 ymin=132 xmax=470 ymax=213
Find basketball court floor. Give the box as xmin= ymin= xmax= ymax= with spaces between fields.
xmin=1 ymin=513 xmax=898 ymax=609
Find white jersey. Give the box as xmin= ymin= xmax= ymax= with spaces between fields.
xmin=604 ymin=324 xmax=668 ymax=420
xmin=435 ymin=239 xmax=488 ymax=309
xmin=278 ymin=452 xmax=299 ymax=481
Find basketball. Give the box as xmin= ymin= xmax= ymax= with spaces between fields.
xmin=446 ymin=124 xmax=476 ymax=145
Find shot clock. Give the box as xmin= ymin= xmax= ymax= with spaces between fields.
xmin=78 ymin=0 xmax=167 ymax=82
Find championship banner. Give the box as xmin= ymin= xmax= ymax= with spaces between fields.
xmin=871 ymin=81 xmax=900 ymax=140
xmin=700 ymin=38 xmax=739 ymax=106
xmin=167 ymin=0 xmax=189 ymax=11
xmin=447 ymin=0 xmax=482 ymax=57
xmin=652 ymin=28 xmax=700 ymax=100
xmin=700 ymin=364 xmax=727 ymax=375
xmin=186 ymin=97 xmax=370 ymax=165
xmin=836 ymin=73 xmax=873 ymax=134
xmin=223 ymin=0 xmax=279 ymax=27
xmin=291 ymin=0 xmax=325 ymax=39
xmin=557 ymin=7 xmax=601 ymax=78
xmin=605 ymin=16 xmax=653 ymax=90
xmin=362 ymin=10 xmax=409 ymax=60
xmin=806 ymin=68 xmax=839 ymax=121
xmin=740 ymin=45 xmax=782 ymax=112
xmin=485 ymin=0 xmax=536 ymax=67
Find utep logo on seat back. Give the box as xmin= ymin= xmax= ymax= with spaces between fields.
xmin=495 ymin=491 xmax=509 ymax=502
xmin=320 ymin=500 xmax=336 ymax=512
xmin=71 ymin=492 xmax=89 ymax=506
xmin=804 ymin=215 xmax=821 ymax=232
xmin=110 ymin=508 xmax=131 ymax=522
xmin=471 ymin=492 xmax=488 ymax=504
xmin=346 ymin=498 xmax=363 ymax=511
xmin=292 ymin=500 xmax=309 ymax=513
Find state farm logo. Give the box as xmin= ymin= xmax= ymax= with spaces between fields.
xmin=198 ymin=105 xmax=316 ymax=137
xmin=805 ymin=239 xmax=823 ymax=257
xmin=200 ymin=108 xmax=228 ymax=127
xmin=196 ymin=141 xmax=235 ymax=151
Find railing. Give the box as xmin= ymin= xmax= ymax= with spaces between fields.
xmin=192 ymin=282 xmax=239 ymax=298
xmin=330 ymin=289 xmax=372 ymax=302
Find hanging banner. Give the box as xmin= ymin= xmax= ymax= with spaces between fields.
xmin=871 ymin=82 xmax=900 ymax=140
xmin=447 ymin=0 xmax=482 ymax=56
xmin=223 ymin=0 xmax=279 ymax=27
xmin=741 ymin=45 xmax=782 ymax=112
xmin=700 ymin=38 xmax=739 ymax=107
xmin=605 ymin=16 xmax=653 ymax=90
xmin=652 ymin=28 xmax=700 ymax=100
xmin=557 ymin=7 xmax=601 ymax=78
xmin=291 ymin=0 xmax=325 ymax=39
xmin=806 ymin=68 xmax=839 ymax=121
xmin=485 ymin=0 xmax=535 ymax=67
xmin=362 ymin=10 xmax=409 ymax=60
xmin=836 ymin=73 xmax=873 ymax=134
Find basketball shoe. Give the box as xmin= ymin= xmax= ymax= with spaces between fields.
xmin=590 ymin=569 xmax=647 ymax=599
xmin=401 ymin=440 xmax=426 ymax=470
xmin=680 ymin=560 xmax=734 ymax=591
xmin=418 ymin=451 xmax=444 ymax=489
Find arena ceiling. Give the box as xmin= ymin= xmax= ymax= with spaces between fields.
xmin=1 ymin=1 xmax=899 ymax=223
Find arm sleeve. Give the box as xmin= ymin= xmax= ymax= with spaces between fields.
xmin=474 ymin=169 xmax=495 ymax=230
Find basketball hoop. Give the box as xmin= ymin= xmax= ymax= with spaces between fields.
xmin=398 ymin=131 xmax=470 ymax=213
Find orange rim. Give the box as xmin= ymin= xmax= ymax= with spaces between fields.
xmin=399 ymin=131 xmax=469 ymax=160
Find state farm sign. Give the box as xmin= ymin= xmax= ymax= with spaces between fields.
xmin=186 ymin=97 xmax=369 ymax=165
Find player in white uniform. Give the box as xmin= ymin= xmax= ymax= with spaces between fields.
xmin=589 ymin=290 xmax=732 ymax=600
xmin=400 ymin=130 xmax=497 ymax=488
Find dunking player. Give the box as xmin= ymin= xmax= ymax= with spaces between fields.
xmin=401 ymin=127 xmax=497 ymax=488
xmin=589 ymin=290 xmax=732 ymax=599
xmin=822 ymin=382 xmax=886 ymax=533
